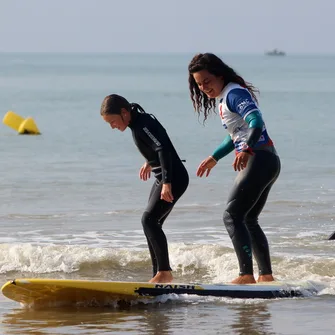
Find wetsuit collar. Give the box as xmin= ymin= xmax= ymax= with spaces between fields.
xmin=127 ymin=110 xmax=139 ymax=129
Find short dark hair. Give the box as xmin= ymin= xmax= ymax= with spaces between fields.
xmin=100 ymin=94 xmax=131 ymax=116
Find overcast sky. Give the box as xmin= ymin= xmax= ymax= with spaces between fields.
xmin=0 ymin=0 xmax=334 ymax=53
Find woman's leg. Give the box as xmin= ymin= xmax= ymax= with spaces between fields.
xmin=142 ymin=171 xmax=189 ymax=282
xmin=223 ymin=151 xmax=280 ymax=283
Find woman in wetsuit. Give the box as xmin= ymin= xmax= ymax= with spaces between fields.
xmin=100 ymin=94 xmax=189 ymax=283
xmin=188 ymin=53 xmax=281 ymax=285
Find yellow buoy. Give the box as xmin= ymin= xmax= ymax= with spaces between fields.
xmin=2 ymin=111 xmax=41 ymax=135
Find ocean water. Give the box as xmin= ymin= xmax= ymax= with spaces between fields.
xmin=0 ymin=52 xmax=335 ymax=334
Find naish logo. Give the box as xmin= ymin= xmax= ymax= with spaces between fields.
xmin=155 ymin=284 xmax=195 ymax=289
xmin=143 ymin=127 xmax=161 ymax=146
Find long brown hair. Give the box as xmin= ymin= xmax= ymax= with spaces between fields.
xmin=188 ymin=53 xmax=259 ymax=123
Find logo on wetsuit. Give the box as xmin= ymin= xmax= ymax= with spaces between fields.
xmin=219 ymin=103 xmax=227 ymax=129
xmin=236 ymin=99 xmax=254 ymax=113
xmin=143 ymin=127 xmax=161 ymax=146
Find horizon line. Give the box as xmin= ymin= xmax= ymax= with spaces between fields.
xmin=0 ymin=51 xmax=335 ymax=56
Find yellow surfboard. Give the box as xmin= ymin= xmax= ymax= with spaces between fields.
xmin=1 ymin=278 xmax=318 ymax=307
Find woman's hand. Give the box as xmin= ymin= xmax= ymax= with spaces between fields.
xmin=139 ymin=162 xmax=152 ymax=181
xmin=161 ymin=183 xmax=174 ymax=203
xmin=196 ymin=156 xmax=217 ymax=177
xmin=233 ymin=152 xmax=251 ymax=171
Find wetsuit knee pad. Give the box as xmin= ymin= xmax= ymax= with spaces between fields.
xmin=223 ymin=210 xmax=235 ymax=238
xmin=141 ymin=211 xmax=154 ymax=229
xmin=244 ymin=217 xmax=258 ymax=227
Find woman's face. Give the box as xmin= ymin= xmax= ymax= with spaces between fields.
xmin=102 ymin=109 xmax=130 ymax=132
xmin=192 ymin=70 xmax=224 ymax=99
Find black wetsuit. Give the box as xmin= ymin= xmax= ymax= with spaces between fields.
xmin=128 ymin=109 xmax=189 ymax=276
xmin=223 ymin=150 xmax=280 ymax=275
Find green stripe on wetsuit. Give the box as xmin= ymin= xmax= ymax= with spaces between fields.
xmin=212 ymin=110 xmax=264 ymax=161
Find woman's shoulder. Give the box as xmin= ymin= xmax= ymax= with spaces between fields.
xmin=219 ymin=83 xmax=247 ymax=102
xmin=136 ymin=112 xmax=163 ymax=128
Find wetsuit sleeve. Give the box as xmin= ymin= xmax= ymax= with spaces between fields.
xmin=157 ymin=150 xmax=172 ymax=183
xmin=139 ymin=123 xmax=172 ymax=184
xmin=211 ymin=134 xmax=234 ymax=161
xmin=244 ymin=111 xmax=263 ymax=148
xmin=226 ymin=88 xmax=263 ymax=149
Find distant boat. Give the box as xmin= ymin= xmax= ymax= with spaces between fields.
xmin=265 ymin=48 xmax=286 ymax=56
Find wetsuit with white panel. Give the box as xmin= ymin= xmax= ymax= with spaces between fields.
xmin=212 ymin=83 xmax=280 ymax=276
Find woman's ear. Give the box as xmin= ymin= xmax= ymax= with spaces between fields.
xmin=121 ymin=108 xmax=128 ymax=117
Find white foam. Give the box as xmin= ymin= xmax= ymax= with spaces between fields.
xmin=0 ymin=242 xmax=333 ymax=296
xmin=0 ymin=243 xmax=148 ymax=274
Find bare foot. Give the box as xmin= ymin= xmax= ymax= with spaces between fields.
xmin=148 ymin=271 xmax=173 ymax=283
xmin=257 ymin=274 xmax=275 ymax=283
xmin=231 ymin=274 xmax=256 ymax=284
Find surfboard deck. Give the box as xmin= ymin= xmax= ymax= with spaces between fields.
xmin=1 ymin=278 xmax=318 ymax=306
